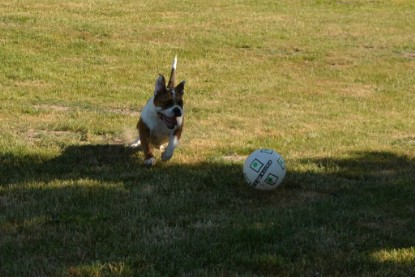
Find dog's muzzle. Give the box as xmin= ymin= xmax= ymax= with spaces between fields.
xmin=172 ymin=107 xmax=182 ymax=117
xmin=158 ymin=111 xmax=182 ymax=130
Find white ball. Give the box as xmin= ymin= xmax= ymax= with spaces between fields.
xmin=243 ymin=149 xmax=286 ymax=190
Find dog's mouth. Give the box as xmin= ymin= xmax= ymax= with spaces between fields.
xmin=158 ymin=112 xmax=177 ymax=129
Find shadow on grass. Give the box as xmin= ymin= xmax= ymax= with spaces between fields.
xmin=0 ymin=144 xmax=250 ymax=193
xmin=0 ymin=144 xmax=142 ymax=186
xmin=1 ymin=145 xmax=414 ymax=276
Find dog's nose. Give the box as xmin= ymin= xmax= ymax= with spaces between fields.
xmin=173 ymin=107 xmax=182 ymax=117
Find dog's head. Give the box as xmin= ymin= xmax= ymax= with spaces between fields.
xmin=153 ymin=58 xmax=185 ymax=129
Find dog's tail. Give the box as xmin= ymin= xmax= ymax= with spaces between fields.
xmin=167 ymin=55 xmax=177 ymax=89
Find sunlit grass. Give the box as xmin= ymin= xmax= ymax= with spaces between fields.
xmin=372 ymin=247 xmax=415 ymax=264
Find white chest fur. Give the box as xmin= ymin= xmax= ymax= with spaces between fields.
xmin=140 ymin=96 xmax=174 ymax=147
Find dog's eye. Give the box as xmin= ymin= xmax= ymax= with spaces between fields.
xmin=176 ymin=99 xmax=183 ymax=106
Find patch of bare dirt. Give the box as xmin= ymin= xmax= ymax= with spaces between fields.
xmin=22 ymin=129 xmax=78 ymax=142
xmin=34 ymin=104 xmax=69 ymax=112
xmin=339 ymin=84 xmax=374 ymax=98
xmin=109 ymin=108 xmax=140 ymax=117
xmin=223 ymin=154 xmax=246 ymax=162
xmin=402 ymin=52 xmax=415 ymax=59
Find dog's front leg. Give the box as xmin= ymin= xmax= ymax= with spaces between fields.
xmin=161 ymin=135 xmax=178 ymax=161
xmin=138 ymin=119 xmax=156 ymax=166
xmin=161 ymin=128 xmax=182 ymax=161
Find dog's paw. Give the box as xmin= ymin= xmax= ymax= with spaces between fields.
xmin=144 ymin=157 xmax=156 ymax=167
xmin=161 ymin=150 xmax=173 ymax=161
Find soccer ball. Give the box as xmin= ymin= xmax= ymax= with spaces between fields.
xmin=243 ymin=149 xmax=286 ymax=190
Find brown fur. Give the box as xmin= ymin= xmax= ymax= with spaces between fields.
xmin=137 ymin=118 xmax=154 ymax=161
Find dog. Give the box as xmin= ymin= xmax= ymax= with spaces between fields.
xmin=130 ymin=56 xmax=185 ymax=166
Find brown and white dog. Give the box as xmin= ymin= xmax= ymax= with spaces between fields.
xmin=130 ymin=56 xmax=185 ymax=166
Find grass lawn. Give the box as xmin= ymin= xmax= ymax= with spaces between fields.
xmin=1 ymin=0 xmax=415 ymax=276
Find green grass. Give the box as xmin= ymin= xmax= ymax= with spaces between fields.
xmin=1 ymin=0 xmax=415 ymax=276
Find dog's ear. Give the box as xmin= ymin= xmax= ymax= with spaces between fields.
xmin=175 ymin=81 xmax=186 ymax=96
xmin=154 ymin=75 xmax=166 ymax=95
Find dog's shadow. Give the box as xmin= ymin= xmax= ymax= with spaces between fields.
xmin=1 ymin=144 xmax=140 ymax=186
xmin=0 ymin=144 xmax=244 ymax=189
